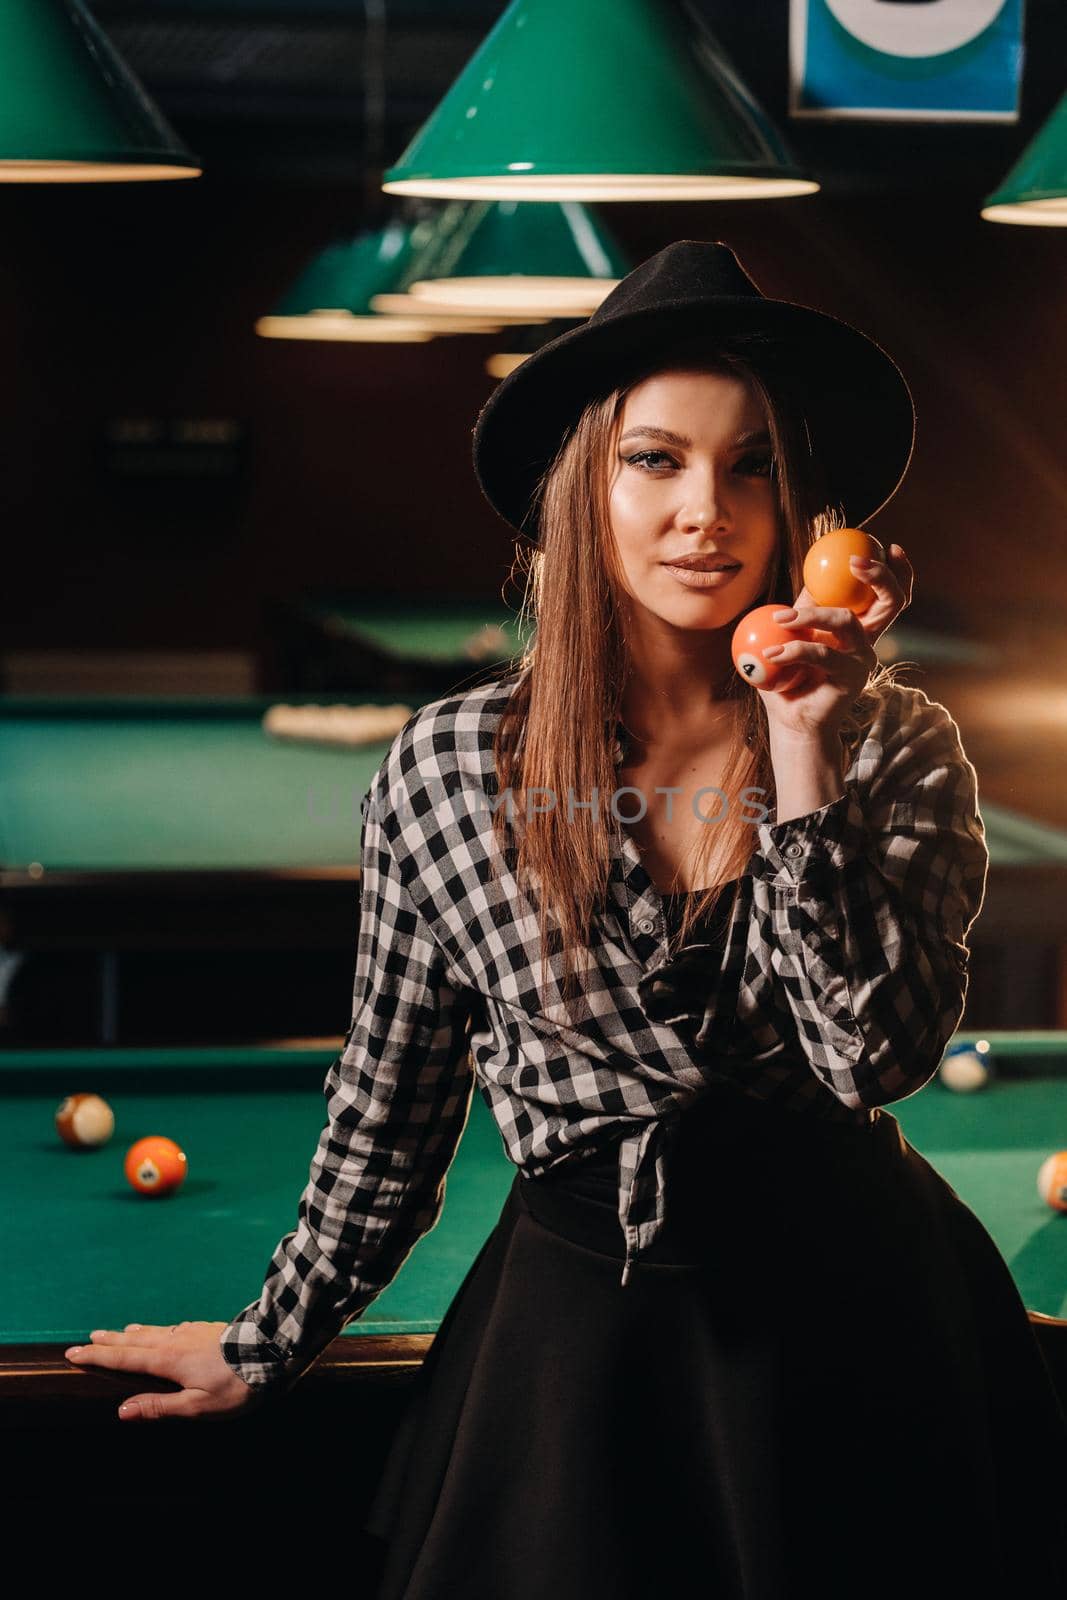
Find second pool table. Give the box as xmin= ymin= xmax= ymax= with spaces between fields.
xmin=5 ymin=696 xmax=1067 ymax=1041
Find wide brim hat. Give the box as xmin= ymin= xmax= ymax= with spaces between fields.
xmin=472 ymin=239 xmax=915 ymax=541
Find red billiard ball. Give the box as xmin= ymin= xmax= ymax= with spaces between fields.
xmin=731 ymin=605 xmax=816 ymax=689
xmin=124 ymin=1136 xmax=188 ymax=1196
xmin=802 ymin=528 xmax=884 ymax=613
xmin=55 ymin=1093 xmax=115 ymax=1148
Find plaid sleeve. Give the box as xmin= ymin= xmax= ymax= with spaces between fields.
xmin=217 ymin=775 xmax=477 ymax=1396
xmin=748 ymin=685 xmax=989 ymax=1109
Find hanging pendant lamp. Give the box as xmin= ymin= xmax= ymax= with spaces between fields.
xmin=401 ymin=198 xmax=629 ymax=317
xmin=982 ymin=91 xmax=1067 ymax=226
xmin=255 ymin=3 xmax=504 ymax=343
xmin=0 ymin=0 xmax=199 ymax=182
xmin=382 ymin=0 xmax=816 ymax=202
xmin=255 ymin=219 xmax=507 ymax=342
xmin=368 ymin=203 xmax=550 ymax=325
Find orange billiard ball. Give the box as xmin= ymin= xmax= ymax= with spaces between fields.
xmin=55 ymin=1093 xmax=115 ymax=1148
xmin=731 ymin=605 xmax=816 ymax=689
xmin=802 ymin=529 xmax=885 ymax=614
xmin=124 ymin=1136 xmax=188 ymax=1197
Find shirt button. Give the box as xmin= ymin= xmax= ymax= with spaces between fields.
xmin=636 ymin=917 xmax=656 ymax=935
xmin=785 ymin=843 xmax=803 ymax=858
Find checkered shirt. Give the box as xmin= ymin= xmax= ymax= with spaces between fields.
xmin=219 ymin=672 xmax=988 ymax=1393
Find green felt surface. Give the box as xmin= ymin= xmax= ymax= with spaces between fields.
xmin=1 ymin=1051 xmax=514 ymax=1343
xmin=892 ymin=1073 xmax=1067 ymax=1320
xmin=303 ymin=601 xmax=979 ymax=671
xmin=0 ymin=703 xmax=392 ymax=871
xmin=877 ymin=622 xmax=999 ymax=668
xmin=303 ymin=596 xmax=530 ymax=663
xmin=4 ymin=697 xmax=1067 ymax=875
xmin=2 ymin=1038 xmax=1066 ymax=1349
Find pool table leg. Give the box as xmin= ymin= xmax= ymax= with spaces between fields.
xmin=99 ymin=951 xmax=119 ymax=1046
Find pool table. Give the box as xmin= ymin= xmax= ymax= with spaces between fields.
xmin=297 ymin=595 xmax=530 ymax=666
xmin=269 ymin=591 xmax=993 ymax=696
xmin=3 ymin=696 xmax=1067 ymax=1045
xmin=0 ymin=1044 xmax=517 ymax=1511
xmin=0 ymin=695 xmax=422 ymax=1042
xmin=267 ymin=591 xmax=531 ymax=696
xmin=1 ymin=1036 xmax=1065 ymax=1511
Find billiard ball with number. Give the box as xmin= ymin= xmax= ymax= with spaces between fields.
xmin=803 ymin=529 xmax=885 ymax=613
xmin=124 ymin=1136 xmax=188 ymax=1196
xmin=55 ymin=1093 xmax=115 ymax=1148
xmin=731 ymin=605 xmax=816 ymax=689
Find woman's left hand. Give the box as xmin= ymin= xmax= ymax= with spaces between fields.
xmin=757 ymin=543 xmax=913 ymax=742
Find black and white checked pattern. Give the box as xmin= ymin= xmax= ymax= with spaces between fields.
xmin=219 ymin=673 xmax=988 ymax=1393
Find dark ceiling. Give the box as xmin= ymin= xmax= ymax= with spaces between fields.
xmin=88 ymin=0 xmax=1067 ymax=194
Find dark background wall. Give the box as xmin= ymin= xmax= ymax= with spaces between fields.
xmin=0 ymin=0 xmax=1063 ymax=676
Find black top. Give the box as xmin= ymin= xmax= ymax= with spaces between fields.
xmin=659 ymin=876 xmax=740 ymax=946
xmin=551 ymin=878 xmax=742 ymax=1198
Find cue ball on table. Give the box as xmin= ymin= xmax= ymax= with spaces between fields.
xmin=55 ymin=1093 xmax=115 ymax=1148
xmin=124 ymin=1136 xmax=188 ymax=1196
xmin=802 ymin=529 xmax=884 ymax=613
xmin=1037 ymin=1154 xmax=1067 ymax=1213
xmin=938 ymin=1041 xmax=993 ymax=1093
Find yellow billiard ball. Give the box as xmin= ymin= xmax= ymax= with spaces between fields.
xmin=803 ymin=529 xmax=885 ymax=614
xmin=124 ymin=1136 xmax=188 ymax=1196
xmin=55 ymin=1093 xmax=115 ymax=1148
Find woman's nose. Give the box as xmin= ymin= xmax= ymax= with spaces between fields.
xmin=678 ymin=467 xmax=724 ymax=527
xmin=680 ymin=498 xmax=722 ymax=531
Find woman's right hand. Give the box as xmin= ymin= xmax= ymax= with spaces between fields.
xmin=64 ymin=1320 xmax=270 ymax=1421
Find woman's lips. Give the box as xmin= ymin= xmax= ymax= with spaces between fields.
xmin=663 ymin=563 xmax=741 ymax=589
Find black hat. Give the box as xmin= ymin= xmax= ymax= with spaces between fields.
xmin=472 ymin=239 xmax=915 ymax=542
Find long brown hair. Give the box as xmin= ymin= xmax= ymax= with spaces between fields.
xmin=488 ymin=331 xmax=912 ymax=1015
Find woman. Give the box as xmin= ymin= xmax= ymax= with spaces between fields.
xmin=64 ymin=243 xmax=1067 ymax=1596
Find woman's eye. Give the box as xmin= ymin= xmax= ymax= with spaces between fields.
xmin=624 ymin=450 xmax=775 ymax=476
xmin=738 ymin=453 xmax=775 ymax=477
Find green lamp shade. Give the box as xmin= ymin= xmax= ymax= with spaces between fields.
xmin=0 ymin=0 xmax=199 ymax=181
xmin=256 ymin=220 xmax=505 ymax=342
xmin=382 ymin=0 xmax=816 ymax=201
xmin=268 ymin=236 xmax=392 ymax=318
xmin=404 ymin=199 xmax=629 ymax=315
xmin=983 ymin=91 xmax=1067 ymax=225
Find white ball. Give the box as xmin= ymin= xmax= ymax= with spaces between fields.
xmin=939 ymin=1049 xmax=990 ymax=1093
xmin=55 ymin=1092 xmax=115 ymax=1146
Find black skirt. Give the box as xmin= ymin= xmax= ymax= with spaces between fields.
xmin=363 ymin=1080 xmax=1067 ymax=1599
